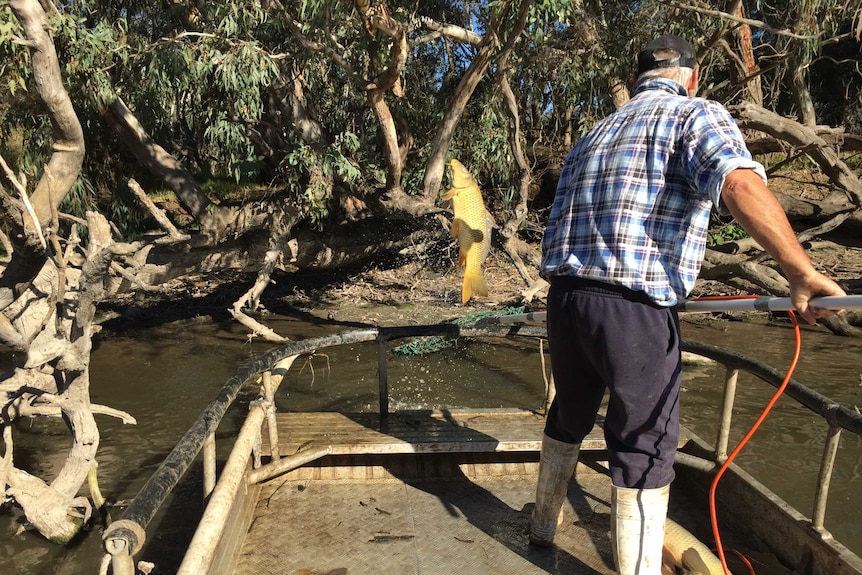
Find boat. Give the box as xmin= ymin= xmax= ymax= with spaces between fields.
xmin=99 ymin=316 xmax=862 ymax=575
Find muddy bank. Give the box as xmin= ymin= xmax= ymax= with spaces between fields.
xmin=96 ymin=251 xmax=825 ymax=337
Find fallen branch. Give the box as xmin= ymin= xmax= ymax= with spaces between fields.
xmin=796 ymin=211 xmax=857 ymax=243
xmin=702 ymin=249 xmax=861 ymax=335
xmin=229 ymin=230 xmax=291 ymax=343
xmin=732 ymin=103 xmax=862 ymax=208
xmin=16 ymin=401 xmax=137 ymax=424
xmin=521 ymin=277 xmax=549 ymax=303
xmin=127 ymin=179 xmax=190 ymax=241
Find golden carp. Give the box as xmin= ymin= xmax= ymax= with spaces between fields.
xmin=441 ymin=159 xmax=494 ymax=304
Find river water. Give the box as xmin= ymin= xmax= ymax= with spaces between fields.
xmin=1 ymin=311 xmax=861 ymax=574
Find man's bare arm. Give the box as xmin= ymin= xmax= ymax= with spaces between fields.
xmin=719 ymin=168 xmax=845 ymax=323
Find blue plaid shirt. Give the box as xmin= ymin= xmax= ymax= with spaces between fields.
xmin=541 ymin=78 xmax=767 ymax=306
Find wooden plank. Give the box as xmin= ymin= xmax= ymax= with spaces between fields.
xmin=263 ymin=409 xmax=608 ymax=457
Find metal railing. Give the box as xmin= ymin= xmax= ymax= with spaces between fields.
xmin=100 ymin=322 xmax=862 ymax=573
xmin=680 ymin=339 xmax=862 ymax=535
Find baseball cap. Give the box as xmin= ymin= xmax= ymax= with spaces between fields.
xmin=637 ymin=34 xmax=697 ymax=75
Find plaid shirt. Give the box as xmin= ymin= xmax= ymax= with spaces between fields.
xmin=540 ymin=78 xmax=766 ymax=306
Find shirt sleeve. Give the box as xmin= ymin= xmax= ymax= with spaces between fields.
xmin=682 ymin=100 xmax=767 ymax=215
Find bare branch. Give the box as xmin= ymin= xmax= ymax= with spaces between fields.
xmin=0 ymin=154 xmax=46 ymax=250
xmin=109 ymin=261 xmax=171 ymax=293
xmin=732 ymin=102 xmax=862 ymax=208
xmin=230 ymin=233 xmax=289 ymax=343
xmin=156 ymin=31 xmax=290 ymax=60
xmin=409 ymin=16 xmax=483 ymax=46
xmin=127 ymin=179 xmax=189 ymax=241
xmin=17 ymin=402 xmax=137 ymax=425
xmin=657 ymin=0 xmax=818 ymax=40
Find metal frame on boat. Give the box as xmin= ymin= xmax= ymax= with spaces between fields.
xmin=100 ymin=321 xmax=862 ymax=575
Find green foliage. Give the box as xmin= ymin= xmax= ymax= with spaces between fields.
xmin=452 ymin=91 xmax=516 ymax=215
xmin=2 ymin=0 xmax=860 ymax=245
xmin=279 ymin=130 xmax=363 ymax=227
xmin=0 ymin=5 xmax=26 ymax=96
xmin=708 ymin=221 xmax=749 ymax=247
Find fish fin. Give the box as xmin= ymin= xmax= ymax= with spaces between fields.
xmin=457 ymin=250 xmax=467 ymax=269
xmin=451 ymin=218 xmax=460 ymax=238
xmin=462 ymin=271 xmax=488 ymax=303
xmin=441 ymin=188 xmax=456 ymax=201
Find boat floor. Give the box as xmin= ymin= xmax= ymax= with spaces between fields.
xmin=237 ymin=461 xmax=619 ymax=575
xmin=234 ymin=410 xmax=720 ymax=575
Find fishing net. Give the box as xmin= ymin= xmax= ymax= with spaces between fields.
xmin=392 ymin=306 xmax=526 ymax=356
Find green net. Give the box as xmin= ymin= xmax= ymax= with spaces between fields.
xmin=392 ymin=306 xmax=526 ymax=356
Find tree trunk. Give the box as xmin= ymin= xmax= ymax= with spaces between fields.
xmin=102 ymin=98 xmax=240 ymax=244
xmin=492 ymin=0 xmax=545 ymax=296
xmin=570 ymin=0 xmax=630 ymax=109
xmin=1 ymin=2 xmax=139 ymax=544
xmin=289 ymin=63 xmax=328 ymax=148
xmin=357 ymin=2 xmax=411 ymax=207
xmin=608 ymin=78 xmax=631 ymax=110
xmin=7 ymin=0 xmax=84 ymax=230
xmin=789 ymin=49 xmax=817 ymax=127
xmin=275 ymin=2 xmax=426 ymax=214
xmin=729 ymin=1 xmax=763 ymax=106
xmin=732 ymin=103 xmax=862 ymax=207
xmin=421 ymin=6 xmax=503 ymax=202
xmin=787 ymin=3 xmax=819 ymax=126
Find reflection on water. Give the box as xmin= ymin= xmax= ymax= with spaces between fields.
xmin=0 ymin=313 xmax=861 ymax=573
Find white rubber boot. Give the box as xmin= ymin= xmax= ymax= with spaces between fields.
xmin=611 ymin=484 xmax=670 ymax=575
xmin=529 ymin=435 xmax=580 ymax=546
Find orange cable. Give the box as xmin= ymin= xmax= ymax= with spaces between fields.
xmin=706 ymin=306 xmax=801 ymax=575
xmin=710 ymin=546 xmax=757 ymax=575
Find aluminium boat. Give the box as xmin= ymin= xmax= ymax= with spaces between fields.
xmin=100 ymin=319 xmax=862 ymax=575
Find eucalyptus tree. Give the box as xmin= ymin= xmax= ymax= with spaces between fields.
xmin=0 ymin=0 xmax=137 ymax=545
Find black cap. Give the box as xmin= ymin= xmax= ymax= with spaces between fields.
xmin=637 ymin=34 xmax=697 ymax=75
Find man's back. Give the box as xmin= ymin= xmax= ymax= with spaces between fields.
xmin=541 ymin=77 xmax=763 ymax=305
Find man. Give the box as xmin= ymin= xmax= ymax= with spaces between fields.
xmin=530 ymin=34 xmax=845 ymax=574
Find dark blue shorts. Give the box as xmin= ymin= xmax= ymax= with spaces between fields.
xmin=544 ymin=276 xmax=681 ymax=489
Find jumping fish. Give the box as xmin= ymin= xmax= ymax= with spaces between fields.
xmin=441 ymin=159 xmax=494 ymax=304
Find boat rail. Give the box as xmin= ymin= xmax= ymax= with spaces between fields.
xmin=99 ymin=322 xmax=862 ymax=574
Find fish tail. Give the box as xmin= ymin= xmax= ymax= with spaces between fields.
xmin=462 ymin=271 xmax=488 ymax=303
xmin=662 ymin=518 xmax=724 ymax=574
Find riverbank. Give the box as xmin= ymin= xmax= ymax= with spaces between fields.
xmin=98 ymin=239 xmax=862 ymax=336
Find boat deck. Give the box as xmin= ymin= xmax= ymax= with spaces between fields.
xmin=233 ymin=409 xmax=716 ymax=575
xmin=238 ymin=459 xmax=617 ymax=575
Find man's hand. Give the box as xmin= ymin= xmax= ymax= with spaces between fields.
xmin=788 ymin=271 xmax=846 ymax=325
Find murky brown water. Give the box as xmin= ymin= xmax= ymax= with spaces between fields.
xmin=1 ymin=312 xmax=861 ymax=574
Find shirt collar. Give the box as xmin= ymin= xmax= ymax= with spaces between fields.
xmin=633 ymin=77 xmax=689 ymax=97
